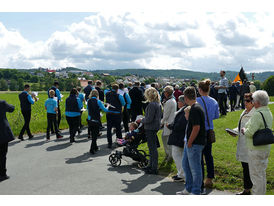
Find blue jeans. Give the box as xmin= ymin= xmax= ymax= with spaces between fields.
xmin=182 ymin=144 xmax=204 ymax=195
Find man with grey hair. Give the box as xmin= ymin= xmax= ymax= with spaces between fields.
xmin=242 ymin=90 xmax=273 ymax=195
xmin=166 ymin=95 xmax=187 ymax=182
xmin=174 ymin=85 xmax=183 ymax=103
xmin=161 ymin=85 xmax=177 ymax=161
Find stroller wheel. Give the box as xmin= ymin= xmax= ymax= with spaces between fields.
xmin=109 ymin=153 xmax=121 ymax=167
xmin=137 ymin=150 xmax=150 ymax=169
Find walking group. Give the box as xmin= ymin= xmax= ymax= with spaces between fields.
xmin=0 ymin=71 xmax=273 ymax=196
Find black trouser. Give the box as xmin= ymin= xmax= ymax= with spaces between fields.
xmin=146 ymin=130 xmax=159 ymax=171
xmin=106 ymin=113 xmax=122 ymax=144
xmin=66 ymin=116 xmax=80 ymax=142
xmin=240 ymin=95 xmax=245 ymax=109
xmin=131 ymin=107 xmax=142 ymax=122
xmin=122 ymin=108 xmax=130 ymax=132
xmin=230 ymin=97 xmax=237 ymax=111
xmin=0 ymin=143 xmax=8 ymax=177
xmin=88 ymin=121 xmax=100 ymax=152
xmin=218 ymin=93 xmax=227 ymax=115
xmin=51 ymin=106 xmax=61 ymax=133
xmin=77 ymin=111 xmax=83 ymax=133
xmin=241 ymin=162 xmax=253 ymax=190
xmin=19 ymin=110 xmax=32 ymax=138
xmin=79 ymin=111 xmax=83 ymax=128
xmin=201 ymin=141 xmax=214 ymax=190
xmin=47 ymin=113 xmax=60 ymax=138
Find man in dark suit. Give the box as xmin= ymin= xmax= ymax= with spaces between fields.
xmin=228 ymin=82 xmax=239 ymax=111
xmin=18 ymin=84 xmax=37 ymax=141
xmin=0 ymin=100 xmax=15 ymax=181
xmin=105 ymin=84 xmax=125 ymax=148
xmin=129 ymin=81 xmax=144 ymax=121
xmin=95 ymin=80 xmax=104 ymax=102
xmin=83 ymin=80 xmax=94 ymax=101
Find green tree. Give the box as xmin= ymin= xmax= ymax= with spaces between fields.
xmin=9 ymin=79 xmax=18 ymax=91
xmin=0 ymin=79 xmax=8 ymax=91
xmin=18 ymin=78 xmax=25 ymax=91
xmin=30 ymin=75 xmax=39 ymax=83
xmin=263 ymin=75 xmax=274 ymax=96
xmin=253 ymin=80 xmax=261 ymax=90
xmin=31 ymin=83 xmax=39 ymax=91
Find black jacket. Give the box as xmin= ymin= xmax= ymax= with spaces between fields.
xmin=0 ymin=100 xmax=15 ymax=144
xmin=167 ymin=106 xmax=187 ymax=148
xmin=129 ymin=87 xmax=144 ymax=111
xmin=95 ymin=87 xmax=104 ymax=102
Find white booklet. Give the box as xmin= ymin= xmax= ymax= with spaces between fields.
xmin=225 ymin=128 xmax=239 ymax=136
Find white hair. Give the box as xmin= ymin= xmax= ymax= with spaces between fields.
xmin=252 ymin=90 xmax=269 ymax=106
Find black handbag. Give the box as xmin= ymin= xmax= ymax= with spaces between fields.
xmin=201 ymin=97 xmax=216 ymax=143
xmin=253 ymin=112 xmax=274 ymax=146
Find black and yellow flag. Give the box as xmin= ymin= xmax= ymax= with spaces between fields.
xmin=233 ymin=67 xmax=248 ymax=85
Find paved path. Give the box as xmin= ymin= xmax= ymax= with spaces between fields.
xmin=0 ymin=126 xmax=233 ymax=195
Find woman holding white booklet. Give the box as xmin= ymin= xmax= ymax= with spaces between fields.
xmin=227 ymin=93 xmax=255 ymax=195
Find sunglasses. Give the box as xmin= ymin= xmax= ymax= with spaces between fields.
xmin=244 ymin=99 xmax=252 ymax=103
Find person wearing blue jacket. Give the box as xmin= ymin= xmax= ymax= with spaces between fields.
xmin=105 ymin=84 xmax=126 ymax=149
xmin=65 ymin=88 xmax=83 ymax=143
xmin=118 ymin=83 xmax=132 ymax=132
xmin=45 ymin=90 xmax=63 ymax=140
xmin=0 ymin=100 xmax=15 ymax=182
xmin=48 ymin=81 xmax=62 ymax=129
xmin=77 ymin=86 xmax=85 ymax=131
xmin=87 ymin=89 xmax=111 ymax=154
xmin=18 ymin=84 xmax=37 ymax=141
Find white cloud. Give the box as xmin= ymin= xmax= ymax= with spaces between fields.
xmin=0 ymin=12 xmax=274 ymax=72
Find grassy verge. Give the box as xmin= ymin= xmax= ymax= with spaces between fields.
xmin=139 ymin=104 xmax=274 ymax=194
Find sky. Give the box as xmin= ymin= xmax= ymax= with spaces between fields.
xmin=1 ymin=1 xmax=274 ymax=73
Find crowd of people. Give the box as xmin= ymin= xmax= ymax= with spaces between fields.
xmin=0 ymin=71 xmax=273 ymax=196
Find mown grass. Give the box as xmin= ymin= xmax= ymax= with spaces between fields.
xmin=1 ymin=92 xmax=273 ymax=194
xmin=139 ymin=104 xmax=274 ymax=194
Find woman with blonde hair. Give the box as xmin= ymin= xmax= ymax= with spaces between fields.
xmin=137 ymin=87 xmax=162 ymax=174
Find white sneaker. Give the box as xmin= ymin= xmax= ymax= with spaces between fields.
xmin=176 ymin=188 xmax=190 ymax=195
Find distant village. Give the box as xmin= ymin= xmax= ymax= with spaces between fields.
xmin=32 ymin=67 xmax=193 ymax=88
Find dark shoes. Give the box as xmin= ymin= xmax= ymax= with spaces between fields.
xmin=107 ymin=143 xmax=113 ymax=149
xmin=0 ymin=175 xmax=10 ymax=182
xmin=172 ymin=175 xmax=184 ymax=182
xmin=70 ymin=139 xmax=76 ymax=143
xmin=144 ymin=167 xmax=158 ymax=175
xmin=57 ymin=134 xmax=63 ymax=139
xmin=236 ymin=190 xmax=251 ymax=195
xmin=18 ymin=136 xmax=24 ymax=141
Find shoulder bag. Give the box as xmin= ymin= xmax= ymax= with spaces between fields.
xmin=201 ymin=97 xmax=216 ymax=143
xmin=253 ymin=112 xmax=274 ymax=146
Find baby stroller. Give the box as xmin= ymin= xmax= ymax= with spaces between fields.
xmin=109 ymin=123 xmax=149 ymax=168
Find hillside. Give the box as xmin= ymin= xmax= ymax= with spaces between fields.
xmin=91 ymin=69 xmax=274 ymax=82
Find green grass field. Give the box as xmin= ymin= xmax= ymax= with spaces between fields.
xmin=0 ymin=92 xmax=273 ymax=194
xmin=138 ymin=103 xmax=274 ymax=195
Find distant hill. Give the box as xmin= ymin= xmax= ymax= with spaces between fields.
xmin=91 ymin=69 xmax=274 ymax=82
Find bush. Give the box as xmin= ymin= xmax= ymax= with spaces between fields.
xmin=0 ymin=79 xmax=8 ymax=91
xmin=253 ymin=80 xmax=261 ymax=90
xmin=9 ymin=79 xmax=18 ymax=91
xmin=263 ymin=75 xmax=274 ymax=96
